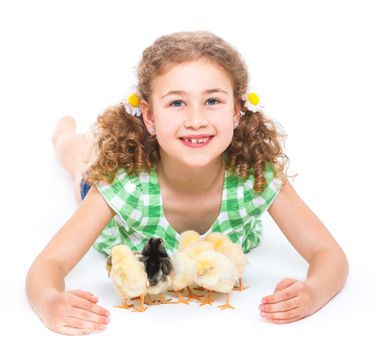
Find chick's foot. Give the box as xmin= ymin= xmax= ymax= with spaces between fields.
xmin=159 ymin=293 xmax=172 ymax=304
xmin=199 ymin=290 xmax=214 ymax=306
xmin=114 ymin=298 xmax=133 ymax=309
xmin=170 ymin=290 xmax=190 ymax=304
xmin=132 ymin=294 xmax=148 ymax=312
xmin=217 ymin=293 xmax=235 ymax=310
xmin=193 ymin=286 xmax=206 ymax=292
xmin=233 ymin=278 xmax=249 ymax=291
xmin=186 ymin=286 xmax=204 ymax=302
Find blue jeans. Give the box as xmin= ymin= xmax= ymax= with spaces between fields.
xmin=80 ymin=179 xmax=92 ymax=200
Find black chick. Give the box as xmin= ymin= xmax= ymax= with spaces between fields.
xmin=139 ymin=237 xmax=172 ymax=287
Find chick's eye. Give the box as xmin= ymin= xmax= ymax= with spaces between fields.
xmin=169 ymin=100 xmax=185 ymax=108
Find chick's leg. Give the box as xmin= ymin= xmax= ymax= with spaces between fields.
xmin=158 ymin=293 xmax=172 ymax=304
xmin=167 ymin=290 xmax=190 ymax=305
xmin=193 ymin=286 xmax=206 ymax=291
xmin=145 ymin=294 xmax=153 ymax=305
xmin=217 ymin=293 xmax=235 ymax=310
xmin=233 ymin=278 xmax=248 ymax=291
xmin=132 ymin=294 xmax=148 ymax=312
xmin=131 ymin=294 xmax=153 ymax=305
xmin=114 ymin=296 xmax=133 ymax=309
xmin=186 ymin=286 xmax=204 ymax=302
xmin=199 ymin=290 xmax=214 ymax=306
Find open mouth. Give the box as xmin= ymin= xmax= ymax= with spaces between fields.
xmin=179 ymin=136 xmax=214 ymax=148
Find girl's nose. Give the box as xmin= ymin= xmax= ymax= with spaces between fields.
xmin=184 ymin=111 xmax=209 ymax=129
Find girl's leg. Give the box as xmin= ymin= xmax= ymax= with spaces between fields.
xmin=52 ymin=116 xmax=93 ymax=205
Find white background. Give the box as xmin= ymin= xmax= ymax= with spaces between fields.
xmin=1 ymin=0 xmax=378 ymax=349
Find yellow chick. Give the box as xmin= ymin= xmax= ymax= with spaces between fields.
xmin=106 ymin=250 xmax=142 ymax=278
xmin=170 ymin=230 xmax=214 ymax=303
xmin=171 ymin=250 xmax=197 ymax=304
xmin=178 ymin=237 xmax=215 ymax=300
xmin=205 ymin=232 xmax=248 ymax=291
xmin=179 ymin=230 xmax=201 ymax=250
xmin=194 ymin=250 xmax=239 ymax=310
xmin=110 ymin=244 xmax=148 ymax=312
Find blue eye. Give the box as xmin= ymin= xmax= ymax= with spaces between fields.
xmin=207 ymin=98 xmax=220 ymax=105
xmin=169 ymin=100 xmax=185 ymax=107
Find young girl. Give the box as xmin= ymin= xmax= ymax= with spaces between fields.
xmin=26 ymin=31 xmax=349 ymax=335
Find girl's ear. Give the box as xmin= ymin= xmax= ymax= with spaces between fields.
xmin=140 ymin=99 xmax=155 ymax=131
xmin=234 ymin=103 xmax=241 ymax=124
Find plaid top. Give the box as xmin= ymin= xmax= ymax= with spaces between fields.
xmin=93 ymin=162 xmax=282 ymax=256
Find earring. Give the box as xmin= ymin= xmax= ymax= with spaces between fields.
xmin=149 ymin=127 xmax=156 ymax=133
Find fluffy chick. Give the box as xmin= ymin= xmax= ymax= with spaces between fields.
xmin=170 ymin=251 xmax=196 ymax=304
xmin=171 ymin=233 xmax=215 ymax=302
xmin=139 ymin=237 xmax=173 ymax=304
xmin=178 ymin=230 xmax=201 ymax=251
xmin=205 ymin=232 xmax=248 ymax=291
xmin=106 ymin=250 xmax=142 ymax=277
xmin=194 ymin=250 xmax=239 ymax=310
xmin=110 ymin=244 xmax=148 ymax=312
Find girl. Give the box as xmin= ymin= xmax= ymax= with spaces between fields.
xmin=26 ymin=31 xmax=349 ymax=335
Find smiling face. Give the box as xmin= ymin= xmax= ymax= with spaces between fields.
xmin=141 ymin=59 xmax=240 ymax=169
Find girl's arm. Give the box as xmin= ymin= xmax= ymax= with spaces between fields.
xmin=26 ymin=186 xmax=115 ymax=335
xmin=261 ymin=179 xmax=349 ymax=324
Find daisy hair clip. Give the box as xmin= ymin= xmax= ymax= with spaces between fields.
xmin=241 ymin=87 xmax=264 ymax=114
xmin=122 ymin=85 xmax=142 ymax=117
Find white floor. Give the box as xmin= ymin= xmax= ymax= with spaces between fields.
xmin=1 ymin=1 xmax=379 ymax=349
xmin=1 ymin=139 xmax=377 ymax=349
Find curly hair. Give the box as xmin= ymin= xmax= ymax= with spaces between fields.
xmin=84 ymin=31 xmax=291 ymax=193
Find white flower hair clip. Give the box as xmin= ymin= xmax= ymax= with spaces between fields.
xmin=122 ymin=85 xmax=142 ymax=117
xmin=242 ymin=89 xmax=264 ymax=113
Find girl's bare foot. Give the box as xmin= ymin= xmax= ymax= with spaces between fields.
xmin=51 ymin=116 xmax=77 ymax=149
xmin=51 ymin=116 xmax=94 ymax=204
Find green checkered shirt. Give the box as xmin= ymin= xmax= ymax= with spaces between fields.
xmin=93 ymin=162 xmax=282 ymax=256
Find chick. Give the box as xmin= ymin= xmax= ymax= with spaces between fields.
xmin=178 ymin=230 xmax=201 ymax=251
xmin=106 ymin=255 xmax=112 ymax=277
xmin=109 ymin=244 xmax=148 ymax=312
xmin=205 ymin=232 xmax=248 ymax=291
xmin=171 ymin=231 xmax=215 ymax=302
xmin=194 ymin=250 xmax=239 ymax=310
xmin=170 ymin=250 xmax=197 ymax=304
xmin=106 ymin=250 xmax=142 ymax=278
xmin=139 ymin=237 xmax=173 ymax=304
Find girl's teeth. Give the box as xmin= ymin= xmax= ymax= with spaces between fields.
xmin=185 ymin=138 xmax=209 ymax=144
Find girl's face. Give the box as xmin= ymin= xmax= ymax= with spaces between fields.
xmin=141 ymin=59 xmax=240 ymax=169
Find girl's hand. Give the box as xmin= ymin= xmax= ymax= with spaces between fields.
xmin=39 ymin=289 xmax=110 ymax=335
xmin=259 ymin=278 xmax=319 ymax=324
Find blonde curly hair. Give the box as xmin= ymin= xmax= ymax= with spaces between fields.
xmin=84 ymin=31 xmax=291 ymax=193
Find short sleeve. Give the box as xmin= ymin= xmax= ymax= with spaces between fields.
xmin=246 ymin=162 xmax=283 ymax=216
xmin=95 ymin=168 xmax=143 ymax=228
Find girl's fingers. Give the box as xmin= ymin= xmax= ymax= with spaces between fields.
xmin=261 ymin=307 xmax=300 ymax=320
xmin=262 ymin=282 xmax=300 ymax=304
xmin=58 ymin=326 xmax=92 ymax=336
xmin=65 ymin=315 xmax=107 ymax=332
xmin=70 ymin=290 xmax=98 ymax=303
xmin=274 ymin=278 xmax=297 ymax=292
xmin=265 ymin=315 xmax=301 ymax=324
xmin=69 ymin=306 xmax=110 ymax=325
xmin=70 ymin=293 xmax=110 ymax=317
xmin=260 ymin=296 xmax=300 ymax=313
